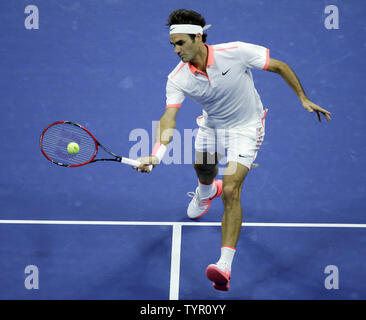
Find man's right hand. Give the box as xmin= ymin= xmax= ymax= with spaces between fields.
xmin=133 ymin=156 xmax=159 ymax=173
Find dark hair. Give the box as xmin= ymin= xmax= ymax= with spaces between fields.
xmin=167 ymin=9 xmax=208 ymax=43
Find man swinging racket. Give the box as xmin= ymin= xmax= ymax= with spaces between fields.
xmin=134 ymin=9 xmax=331 ymax=291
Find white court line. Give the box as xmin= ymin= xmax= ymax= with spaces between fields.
xmin=0 ymin=219 xmax=366 ymax=228
xmin=1 ymin=219 xmax=366 ymax=300
xmin=169 ymin=224 xmax=182 ymax=300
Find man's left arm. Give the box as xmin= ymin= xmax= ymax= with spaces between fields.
xmin=266 ymin=58 xmax=332 ymax=122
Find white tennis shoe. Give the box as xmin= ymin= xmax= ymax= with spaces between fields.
xmin=187 ymin=179 xmax=223 ymax=219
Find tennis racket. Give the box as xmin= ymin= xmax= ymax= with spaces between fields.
xmin=40 ymin=121 xmax=152 ymax=170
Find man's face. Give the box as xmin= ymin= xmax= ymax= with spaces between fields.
xmin=170 ymin=33 xmax=200 ymax=63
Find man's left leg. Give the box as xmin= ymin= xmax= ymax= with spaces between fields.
xmin=221 ymin=161 xmax=249 ymax=248
xmin=206 ymin=161 xmax=249 ymax=291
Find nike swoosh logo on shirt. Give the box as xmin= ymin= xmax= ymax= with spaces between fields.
xmin=222 ymin=69 xmax=231 ymax=75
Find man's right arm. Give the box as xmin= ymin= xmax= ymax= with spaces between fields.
xmin=135 ymin=75 xmax=184 ymax=172
xmin=135 ymin=107 xmax=180 ymax=172
xmin=155 ymin=107 xmax=180 ymax=145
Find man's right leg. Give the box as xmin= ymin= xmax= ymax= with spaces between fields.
xmin=187 ymin=152 xmax=223 ymax=219
xmin=194 ymin=151 xmax=218 ymax=184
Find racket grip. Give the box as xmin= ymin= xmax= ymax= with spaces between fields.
xmin=121 ymin=158 xmax=153 ymax=171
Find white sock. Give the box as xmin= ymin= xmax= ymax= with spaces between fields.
xmin=198 ymin=179 xmax=216 ymax=199
xmin=217 ymin=246 xmax=236 ymax=271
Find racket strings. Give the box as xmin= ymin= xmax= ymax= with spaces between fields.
xmin=41 ymin=123 xmax=97 ymax=166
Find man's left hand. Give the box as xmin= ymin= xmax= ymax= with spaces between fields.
xmin=302 ymin=99 xmax=332 ymax=122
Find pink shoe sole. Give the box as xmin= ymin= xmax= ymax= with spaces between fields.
xmin=206 ymin=264 xmax=231 ymax=291
xmin=213 ymin=281 xmax=230 ymax=291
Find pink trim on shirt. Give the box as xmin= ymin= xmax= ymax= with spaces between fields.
xmin=206 ymin=44 xmax=215 ymax=66
xmin=187 ymin=44 xmax=214 ymax=79
xmin=170 ymin=63 xmax=188 ymax=79
xmin=188 ymin=63 xmax=210 ymax=80
xmin=249 ymin=109 xmax=268 ymax=170
xmin=188 ymin=63 xmax=202 ymax=74
xmin=262 ymin=49 xmax=270 ymax=70
xmin=261 ymin=108 xmax=268 ymax=126
xmin=215 ymin=46 xmax=239 ymax=52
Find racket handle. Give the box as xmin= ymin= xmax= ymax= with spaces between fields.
xmin=121 ymin=158 xmax=153 ymax=171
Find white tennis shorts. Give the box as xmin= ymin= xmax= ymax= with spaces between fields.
xmin=195 ymin=109 xmax=268 ymax=170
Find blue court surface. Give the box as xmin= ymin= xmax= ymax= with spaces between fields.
xmin=0 ymin=0 xmax=366 ymax=300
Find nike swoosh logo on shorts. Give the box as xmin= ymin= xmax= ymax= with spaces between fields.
xmin=238 ymin=154 xmax=250 ymax=158
xmin=222 ymin=69 xmax=230 ymax=75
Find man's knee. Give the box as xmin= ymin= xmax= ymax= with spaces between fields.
xmin=194 ymin=162 xmax=217 ymax=174
xmin=222 ymin=183 xmax=241 ymax=205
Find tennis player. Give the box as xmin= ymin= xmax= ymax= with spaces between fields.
xmin=135 ymin=9 xmax=331 ymax=291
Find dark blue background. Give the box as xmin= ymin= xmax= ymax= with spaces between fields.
xmin=0 ymin=0 xmax=365 ymax=299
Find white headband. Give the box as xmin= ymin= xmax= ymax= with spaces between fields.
xmin=169 ymin=24 xmax=212 ymax=35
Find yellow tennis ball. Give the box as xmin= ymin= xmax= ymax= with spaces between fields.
xmin=67 ymin=142 xmax=80 ymax=154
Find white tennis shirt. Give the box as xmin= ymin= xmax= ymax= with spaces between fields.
xmin=166 ymin=41 xmax=270 ymax=128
